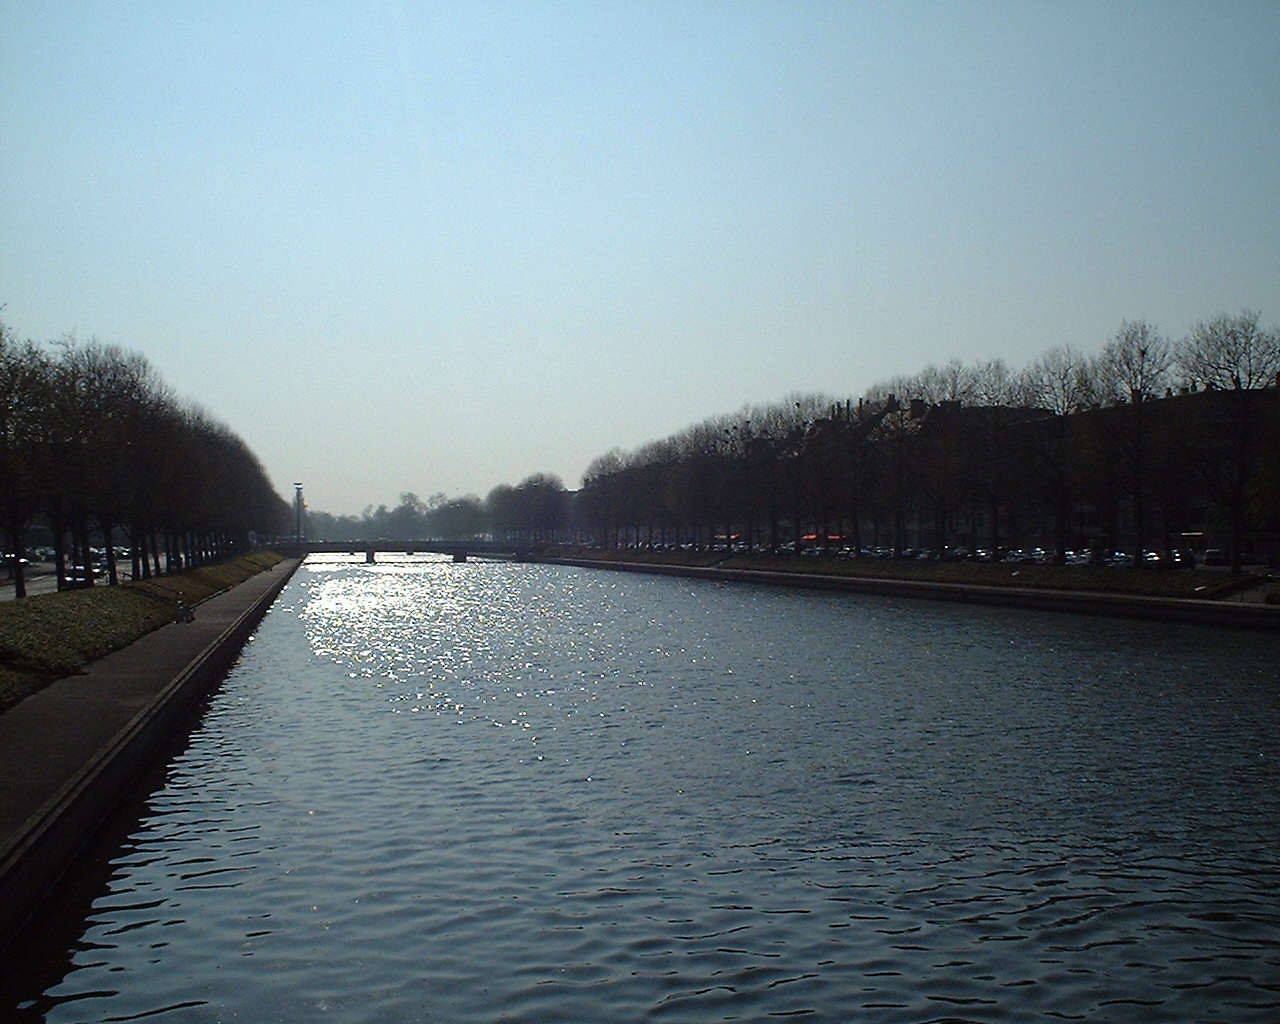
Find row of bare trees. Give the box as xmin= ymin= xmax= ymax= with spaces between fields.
xmin=1 ymin=324 xmax=290 ymax=597
xmin=294 ymin=310 xmax=1277 ymax=570
xmin=578 ymin=312 xmax=1280 ymax=571
xmin=305 ymin=473 xmax=572 ymax=546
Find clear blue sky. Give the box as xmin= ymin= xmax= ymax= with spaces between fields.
xmin=3 ymin=1 xmax=1277 ymax=515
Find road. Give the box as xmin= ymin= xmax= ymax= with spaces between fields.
xmin=0 ymin=563 xmax=134 ymax=601
xmin=0 ymin=565 xmax=57 ymax=600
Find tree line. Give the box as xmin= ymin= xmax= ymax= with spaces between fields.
xmin=1 ymin=323 xmax=290 ymax=597
xmin=305 ymin=473 xmax=571 ymax=549
xmin=306 ymin=311 xmax=1278 ymax=576
xmin=577 ymin=312 xmax=1279 ymax=573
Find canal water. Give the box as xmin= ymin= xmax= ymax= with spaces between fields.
xmin=4 ymin=555 xmax=1278 ymax=1022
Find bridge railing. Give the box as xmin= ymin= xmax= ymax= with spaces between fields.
xmin=272 ymin=540 xmax=544 ymax=562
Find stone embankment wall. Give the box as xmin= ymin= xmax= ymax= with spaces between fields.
xmin=546 ymin=557 xmax=1280 ymax=632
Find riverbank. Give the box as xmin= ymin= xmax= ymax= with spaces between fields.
xmin=0 ymin=551 xmax=285 ymax=715
xmin=0 ymin=556 xmax=300 ymax=953
xmin=542 ymin=548 xmax=1280 ymax=631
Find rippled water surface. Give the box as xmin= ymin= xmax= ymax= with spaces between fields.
xmin=6 ymin=556 xmax=1279 ymax=1022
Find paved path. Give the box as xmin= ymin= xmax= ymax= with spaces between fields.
xmin=0 ymin=560 xmax=300 ymax=949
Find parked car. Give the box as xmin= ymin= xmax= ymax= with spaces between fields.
xmin=60 ymin=564 xmax=97 ymax=588
xmin=1202 ymin=549 xmax=1227 ymax=566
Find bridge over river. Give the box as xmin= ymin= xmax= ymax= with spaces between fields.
xmin=277 ymin=540 xmax=540 ymax=563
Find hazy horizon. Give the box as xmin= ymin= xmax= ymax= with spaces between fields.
xmin=3 ymin=1 xmax=1277 ymax=516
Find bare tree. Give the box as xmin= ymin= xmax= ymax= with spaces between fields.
xmin=580 ymin=449 xmax=626 ymax=547
xmin=0 ymin=325 xmax=52 ymax=596
xmin=964 ymin=359 xmax=1025 ymax=558
xmin=1095 ymin=320 xmax=1171 ymax=566
xmin=1176 ymin=311 xmax=1280 ymax=570
xmin=513 ymin=473 xmax=569 ymax=544
xmin=425 ymin=495 xmax=484 ymax=540
xmin=1178 ymin=310 xmax=1280 ymax=392
xmin=1023 ymin=345 xmax=1098 ymax=561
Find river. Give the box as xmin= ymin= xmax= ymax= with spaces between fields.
xmin=4 ymin=554 xmax=1278 ymax=1022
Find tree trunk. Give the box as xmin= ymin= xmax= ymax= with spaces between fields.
xmin=102 ymin=522 xmax=118 ymax=585
xmin=5 ymin=513 xmax=27 ymax=598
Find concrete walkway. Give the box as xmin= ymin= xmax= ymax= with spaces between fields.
xmin=0 ymin=559 xmax=300 ymax=951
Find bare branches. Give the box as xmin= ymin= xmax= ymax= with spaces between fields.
xmin=1178 ymin=311 xmax=1280 ymax=393
xmin=1095 ymin=319 xmax=1171 ymax=405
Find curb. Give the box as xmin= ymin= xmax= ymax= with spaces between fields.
xmin=0 ymin=560 xmax=300 ymax=953
xmin=544 ymin=558 xmax=1280 ymax=632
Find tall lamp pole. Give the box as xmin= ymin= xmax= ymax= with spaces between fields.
xmin=294 ymin=482 xmax=304 ymax=545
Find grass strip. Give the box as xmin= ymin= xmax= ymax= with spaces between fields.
xmin=0 ymin=550 xmax=284 ymax=714
xmin=550 ymin=547 xmax=1262 ymax=600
